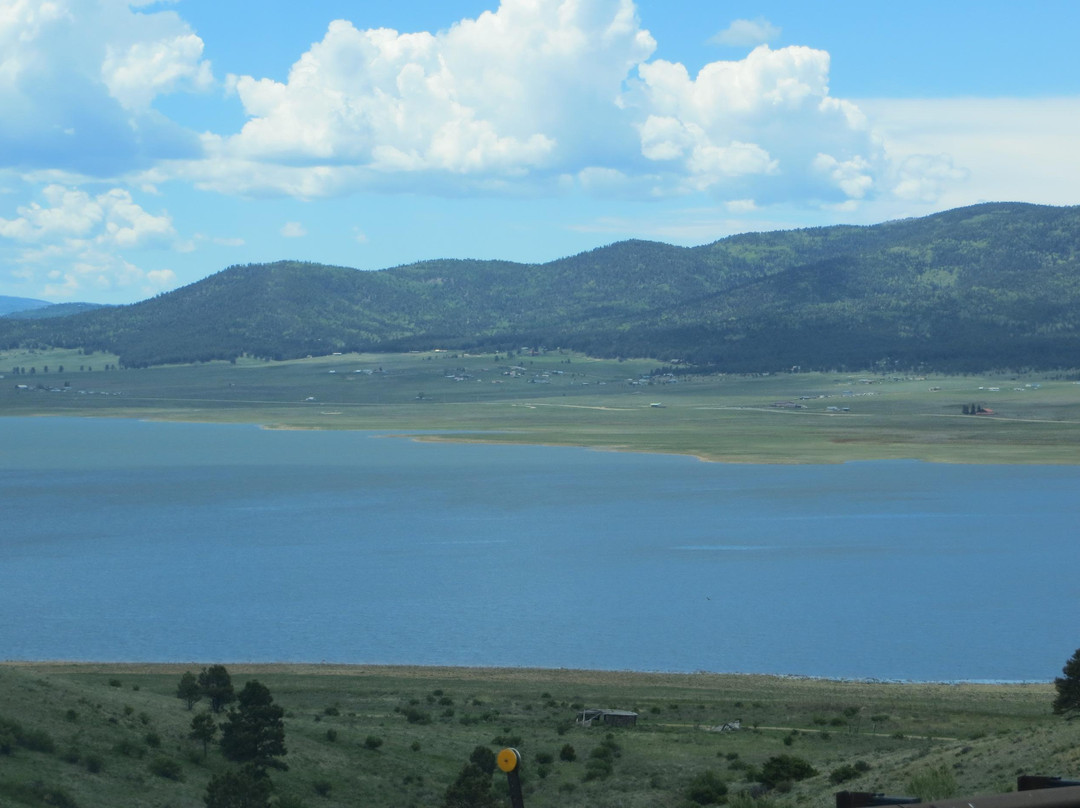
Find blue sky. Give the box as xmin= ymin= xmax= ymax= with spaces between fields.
xmin=2 ymin=0 xmax=1078 ymax=305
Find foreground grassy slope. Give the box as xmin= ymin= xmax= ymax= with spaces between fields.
xmin=3 ymin=347 xmax=1080 ymax=463
xmin=0 ymin=663 xmax=1067 ymax=808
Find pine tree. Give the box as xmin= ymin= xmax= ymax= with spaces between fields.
xmin=1053 ymin=648 xmax=1080 ymax=717
xmin=220 ymin=681 xmax=288 ymax=773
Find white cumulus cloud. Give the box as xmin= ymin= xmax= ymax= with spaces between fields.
xmin=0 ymin=0 xmax=212 ymax=177
xmin=170 ymin=1 xmax=905 ymax=209
xmin=711 ymin=17 xmax=781 ymax=48
xmin=0 ymin=183 xmax=181 ymax=297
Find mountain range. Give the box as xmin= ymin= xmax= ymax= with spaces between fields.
xmin=2 ymin=202 xmax=1078 ymax=372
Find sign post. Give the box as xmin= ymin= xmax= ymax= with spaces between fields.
xmin=498 ymin=747 xmax=525 ymax=808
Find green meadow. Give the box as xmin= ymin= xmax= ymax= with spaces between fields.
xmin=3 ymin=347 xmax=1080 ymax=464
xmin=0 ymin=662 xmax=1069 ymax=808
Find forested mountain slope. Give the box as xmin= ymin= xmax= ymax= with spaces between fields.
xmin=2 ymin=202 xmax=1078 ymax=371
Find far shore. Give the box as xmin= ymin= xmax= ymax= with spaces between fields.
xmin=0 ymin=661 xmax=1053 ymax=689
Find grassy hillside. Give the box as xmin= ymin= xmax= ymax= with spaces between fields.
xmin=1 ymin=203 xmax=1079 ymax=371
xmin=0 ymin=663 xmax=1066 ymax=808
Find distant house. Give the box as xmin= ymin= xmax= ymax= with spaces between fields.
xmin=577 ymin=709 xmax=638 ymax=728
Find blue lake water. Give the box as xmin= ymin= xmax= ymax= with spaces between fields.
xmin=1 ymin=417 xmax=1078 ymax=681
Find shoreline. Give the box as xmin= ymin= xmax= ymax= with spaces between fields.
xmin=7 ymin=411 xmax=1080 ymax=466
xmin=0 ymin=660 xmax=1053 ymax=688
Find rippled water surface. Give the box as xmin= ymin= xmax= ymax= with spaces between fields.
xmin=2 ymin=417 xmax=1077 ymax=680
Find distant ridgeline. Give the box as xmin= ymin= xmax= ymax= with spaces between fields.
xmin=1 ymin=202 xmax=1078 ymax=371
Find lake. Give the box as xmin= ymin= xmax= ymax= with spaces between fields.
xmin=1 ymin=417 xmax=1077 ymax=681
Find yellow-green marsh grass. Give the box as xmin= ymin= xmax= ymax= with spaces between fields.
xmin=3 ymin=348 xmax=1078 ymax=463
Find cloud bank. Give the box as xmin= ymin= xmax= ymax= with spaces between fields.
xmin=185 ymin=1 xmax=895 ymax=205
xmin=0 ymin=0 xmax=958 ymax=204
xmin=2 ymin=0 xmax=1043 ymax=300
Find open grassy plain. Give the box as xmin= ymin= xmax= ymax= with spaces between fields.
xmin=2 ymin=347 xmax=1079 ymax=463
xmin=0 ymin=662 xmax=1069 ymax=808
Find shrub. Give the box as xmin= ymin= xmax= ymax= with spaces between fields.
xmin=113 ymin=739 xmax=144 ymax=758
xmin=325 ymin=729 xmax=338 ymax=743
xmin=584 ymin=757 xmax=613 ymax=781
xmin=323 ymin=706 xmax=340 ymax=716
xmin=19 ymin=727 xmax=56 ymax=754
xmin=108 ymin=678 xmax=122 ymax=688
xmin=536 ymin=751 xmax=554 ymax=765
xmin=0 ymin=782 xmax=79 ymax=808
xmin=148 ymin=755 xmax=184 ymax=781
xmin=759 ymin=755 xmax=817 ymax=789
xmin=85 ymin=754 xmax=104 ymax=773
xmin=313 ymin=780 xmax=332 ymax=797
xmin=363 ymin=735 xmax=383 ymax=751
xmin=144 ymin=731 xmax=161 ymax=748
xmin=830 ymin=765 xmax=862 ymax=785
xmin=686 ymin=770 xmax=729 ymax=806
xmin=559 ymin=743 xmax=577 ymax=762
xmin=907 ymin=765 xmax=958 ymax=801
xmin=470 ymin=745 xmax=497 ymax=775
xmin=403 ymin=707 xmax=431 ymax=725
xmin=727 ymin=792 xmax=781 ymax=808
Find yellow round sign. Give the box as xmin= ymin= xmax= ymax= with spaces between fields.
xmin=497 ymin=747 xmax=520 ymax=773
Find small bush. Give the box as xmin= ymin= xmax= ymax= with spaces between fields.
xmin=584 ymin=757 xmax=613 ymax=781
xmin=325 ymin=729 xmax=338 ymax=743
xmin=85 ymin=754 xmax=104 ymax=773
xmin=313 ymin=780 xmax=332 ymax=797
xmin=0 ymin=782 xmax=79 ymax=808
xmin=19 ymin=727 xmax=56 ymax=754
xmin=830 ymin=764 xmax=862 ymax=785
xmin=469 ymin=745 xmax=498 ymax=775
xmin=64 ymin=710 xmax=79 ymax=723
xmin=108 ymin=679 xmax=122 ymax=688
xmin=559 ymin=743 xmax=577 ymax=762
xmin=536 ymin=751 xmax=554 ymax=765
xmin=148 ymin=755 xmax=184 ymax=781
xmin=410 ymin=741 xmax=421 ymax=752
xmin=759 ymin=755 xmax=817 ymax=789
xmin=907 ymin=765 xmax=958 ymax=801
xmin=687 ymin=770 xmax=729 ymax=806
xmin=113 ymin=739 xmax=144 ymax=758
xmin=402 ymin=707 xmax=431 ymax=725
xmin=363 ymin=735 xmax=383 ymax=751
xmin=324 ymin=706 xmax=340 ymax=716
xmin=144 ymin=731 xmax=161 ymax=748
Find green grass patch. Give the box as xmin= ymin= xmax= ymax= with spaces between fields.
xmin=3 ymin=348 xmax=1080 ymax=464
xmin=0 ymin=662 xmax=1064 ymax=808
